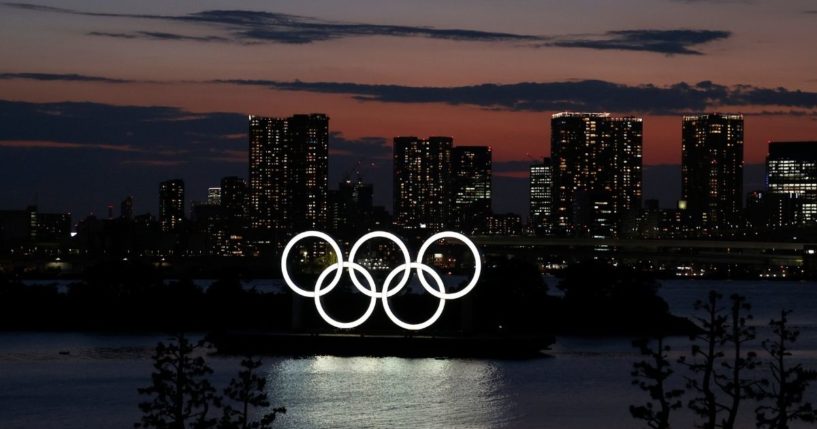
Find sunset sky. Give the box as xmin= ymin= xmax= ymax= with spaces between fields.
xmin=1 ymin=0 xmax=816 ymax=217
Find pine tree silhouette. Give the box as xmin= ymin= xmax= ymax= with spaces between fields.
xmin=136 ymin=333 xmax=219 ymax=429
xmin=680 ymin=290 xmax=728 ymax=429
xmin=755 ymin=310 xmax=817 ymax=429
xmin=714 ymin=294 xmax=759 ymax=429
xmin=630 ymin=336 xmax=684 ymax=429
xmin=219 ymin=357 xmax=286 ymax=429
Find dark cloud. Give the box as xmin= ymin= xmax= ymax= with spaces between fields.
xmin=203 ymin=12 xmax=539 ymax=44
xmin=0 ymin=99 xmax=246 ymax=214
xmin=4 ymin=2 xmax=730 ymax=55
xmin=0 ymin=100 xmax=392 ymax=166
xmin=6 ymin=71 xmax=817 ymax=115
xmin=545 ymin=30 xmax=730 ymax=55
xmin=87 ymin=31 xmax=228 ymax=43
xmin=215 ymin=79 xmax=817 ymax=114
xmin=4 ymin=2 xmax=538 ymax=45
xmin=0 ymin=72 xmax=132 ymax=83
xmin=0 ymin=99 xmax=245 ymax=155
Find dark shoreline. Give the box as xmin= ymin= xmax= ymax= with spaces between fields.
xmin=208 ymin=331 xmax=556 ymax=359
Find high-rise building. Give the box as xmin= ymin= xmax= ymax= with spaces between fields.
xmin=451 ymin=146 xmax=492 ymax=234
xmin=248 ymin=114 xmax=329 ymax=233
xmin=529 ymin=158 xmax=553 ymax=236
xmin=0 ymin=206 xmax=71 ymax=242
xmin=328 ymin=177 xmax=375 ymax=237
xmin=159 ymin=179 xmax=185 ymax=232
xmin=485 ymin=213 xmax=522 ymax=236
xmin=766 ymin=141 xmax=817 ymax=224
xmin=220 ymin=176 xmax=247 ymax=219
xmin=0 ymin=209 xmax=30 ymax=243
xmin=393 ymin=136 xmax=453 ymax=232
xmin=120 ymin=196 xmax=134 ymax=220
xmin=551 ymin=113 xmax=643 ymax=237
xmin=681 ymin=113 xmax=744 ymax=231
xmin=746 ymin=190 xmax=803 ymax=230
xmin=207 ymin=187 xmax=222 ymax=206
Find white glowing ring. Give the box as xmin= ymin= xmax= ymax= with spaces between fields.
xmin=381 ymin=262 xmax=447 ymax=331
xmin=347 ymin=231 xmax=412 ymax=298
xmin=314 ymin=261 xmax=378 ymax=329
xmin=281 ymin=230 xmax=482 ymax=331
xmin=281 ymin=231 xmax=343 ymax=298
xmin=415 ymin=231 xmax=482 ymax=300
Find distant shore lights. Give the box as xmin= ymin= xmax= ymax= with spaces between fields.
xmin=281 ymin=231 xmax=482 ymax=330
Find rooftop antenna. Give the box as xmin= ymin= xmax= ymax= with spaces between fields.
xmin=524 ymin=153 xmax=543 ymax=163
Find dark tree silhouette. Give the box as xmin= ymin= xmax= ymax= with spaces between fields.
xmin=136 ymin=333 xmax=219 ymax=429
xmin=714 ymin=294 xmax=759 ymax=429
xmin=219 ymin=357 xmax=286 ymax=429
xmin=630 ymin=336 xmax=684 ymax=429
xmin=755 ymin=310 xmax=817 ymax=429
xmin=557 ymin=259 xmax=687 ymax=335
xmin=680 ymin=290 xmax=728 ymax=429
xmin=471 ymin=255 xmax=553 ymax=334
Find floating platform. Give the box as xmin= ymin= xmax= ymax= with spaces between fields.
xmin=209 ymin=331 xmax=554 ymax=359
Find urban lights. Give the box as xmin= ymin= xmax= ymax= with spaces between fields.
xmin=281 ymin=230 xmax=481 ymax=330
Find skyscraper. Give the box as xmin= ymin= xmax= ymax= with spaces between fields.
xmin=451 ymin=146 xmax=492 ymax=234
xmin=120 ymin=196 xmax=134 ymax=220
xmin=529 ymin=158 xmax=553 ymax=236
xmin=220 ymin=176 xmax=247 ymax=219
xmin=681 ymin=113 xmax=744 ymax=231
xmin=159 ymin=179 xmax=185 ymax=232
xmin=551 ymin=113 xmax=643 ymax=237
xmin=328 ymin=177 xmax=375 ymax=237
xmin=393 ymin=136 xmax=453 ymax=232
xmin=248 ymin=114 xmax=329 ymax=233
xmin=207 ymin=187 xmax=222 ymax=206
xmin=766 ymin=141 xmax=817 ymax=224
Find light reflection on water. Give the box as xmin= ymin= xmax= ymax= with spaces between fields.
xmin=267 ymin=357 xmax=510 ymax=429
xmin=0 ymin=280 xmax=816 ymax=428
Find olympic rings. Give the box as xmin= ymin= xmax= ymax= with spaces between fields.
xmin=314 ymin=261 xmax=378 ymax=329
xmin=281 ymin=230 xmax=482 ymax=331
xmin=280 ymin=231 xmax=343 ymax=298
xmin=381 ymin=262 xmax=447 ymax=331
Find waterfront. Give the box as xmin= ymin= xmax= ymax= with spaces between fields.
xmin=1 ymin=280 xmax=816 ymax=428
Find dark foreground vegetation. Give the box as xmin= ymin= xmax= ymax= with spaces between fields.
xmin=630 ymin=292 xmax=817 ymax=429
xmin=136 ymin=333 xmax=285 ymax=429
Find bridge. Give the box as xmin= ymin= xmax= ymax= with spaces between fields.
xmin=470 ymin=236 xmax=817 ymax=268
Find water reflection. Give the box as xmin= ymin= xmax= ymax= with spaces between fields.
xmin=265 ymin=356 xmax=510 ymax=429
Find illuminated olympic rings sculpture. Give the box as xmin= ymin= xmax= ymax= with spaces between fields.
xmin=281 ymin=231 xmax=481 ymax=331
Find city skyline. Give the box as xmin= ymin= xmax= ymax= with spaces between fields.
xmin=1 ymin=1 xmax=816 ymax=216
xmin=1 ymin=110 xmax=811 ymax=225
xmin=0 ymin=108 xmax=791 ymax=219
xmin=4 ymin=111 xmax=812 ymax=244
